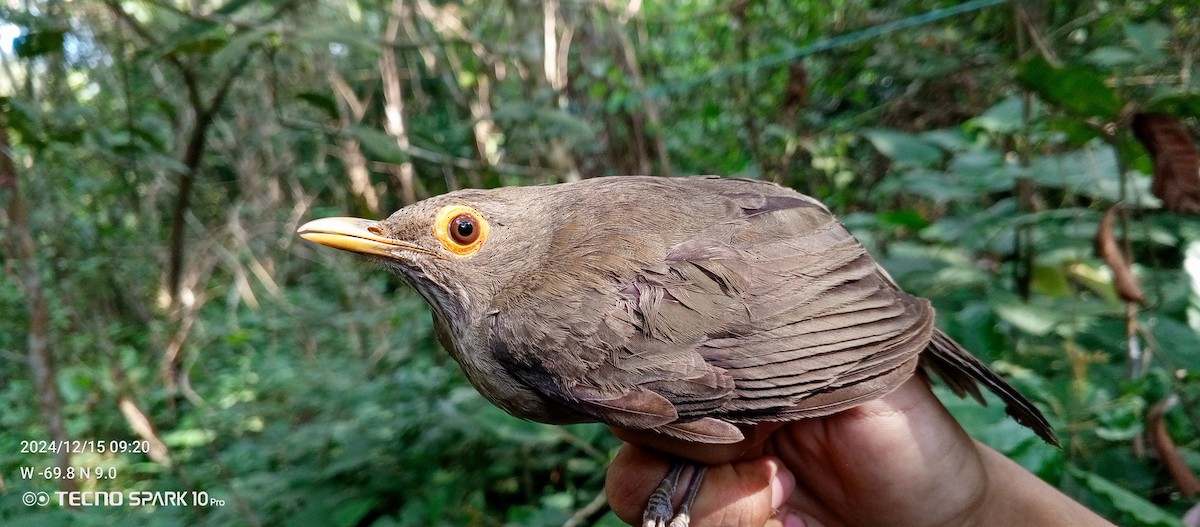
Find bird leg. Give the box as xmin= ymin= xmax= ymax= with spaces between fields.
xmin=642 ymin=463 xmax=682 ymax=527
xmin=642 ymin=462 xmax=708 ymax=527
xmin=669 ymin=465 xmax=706 ymax=527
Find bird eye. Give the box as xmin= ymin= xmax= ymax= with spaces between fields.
xmin=433 ymin=205 xmax=489 ymax=256
xmin=449 ymin=214 xmax=479 ymax=245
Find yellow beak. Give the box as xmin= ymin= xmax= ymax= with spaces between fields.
xmin=297 ymin=217 xmax=436 ymax=257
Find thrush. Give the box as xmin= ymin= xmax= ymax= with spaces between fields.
xmin=298 ymin=175 xmax=1056 ymax=527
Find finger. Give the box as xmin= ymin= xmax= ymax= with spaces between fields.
xmin=770 ymin=376 xmax=987 ymax=526
xmin=606 ymin=444 xmax=796 ymax=527
xmin=609 ymin=422 xmax=785 ymax=465
xmin=606 ymin=445 xmax=671 ymax=525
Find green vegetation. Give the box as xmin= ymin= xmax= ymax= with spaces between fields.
xmin=2 ymin=1 xmax=1199 ymax=525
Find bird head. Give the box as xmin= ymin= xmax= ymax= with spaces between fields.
xmin=297 ymin=189 xmax=542 ymax=329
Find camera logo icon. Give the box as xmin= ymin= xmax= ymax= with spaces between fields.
xmin=21 ymin=491 xmax=50 ymax=506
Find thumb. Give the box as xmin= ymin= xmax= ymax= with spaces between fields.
xmin=606 ymin=444 xmax=796 ymax=527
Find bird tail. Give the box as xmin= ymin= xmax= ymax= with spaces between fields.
xmin=921 ymin=329 xmax=1059 ymax=446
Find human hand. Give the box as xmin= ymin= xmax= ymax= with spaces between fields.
xmin=606 ymin=376 xmax=1112 ymax=527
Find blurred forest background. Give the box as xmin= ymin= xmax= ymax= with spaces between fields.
xmin=2 ymin=0 xmax=1200 ymax=525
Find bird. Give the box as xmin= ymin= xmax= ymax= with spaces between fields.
xmin=297 ymin=175 xmax=1056 ymax=527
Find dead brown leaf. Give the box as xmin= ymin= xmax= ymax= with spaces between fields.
xmin=1095 ymin=205 xmax=1147 ymax=305
xmin=1132 ymin=113 xmax=1200 ymax=214
xmin=1148 ymin=395 xmax=1200 ymax=498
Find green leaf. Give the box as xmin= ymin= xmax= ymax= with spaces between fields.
xmin=332 ymin=496 xmax=379 ymax=527
xmin=918 ymin=128 xmax=970 ymax=151
xmin=1069 ymin=466 xmax=1185 ymax=527
xmin=297 ymin=92 xmax=339 ymax=120
xmin=948 ymin=149 xmax=1019 ymax=192
xmin=1028 ymin=142 xmax=1139 ymax=203
xmin=1044 ymin=116 xmax=1103 ymax=145
xmin=212 ymin=26 xmax=274 ymax=72
xmin=3 ymin=97 xmax=46 ymax=146
xmin=148 ymin=0 xmax=259 ymax=59
xmin=1144 ymin=92 xmax=1200 ymax=119
xmin=346 ymin=126 xmax=409 ymax=164
xmin=157 ymin=26 xmax=230 ymax=58
xmin=1030 ymin=263 xmax=1072 ymax=298
xmin=533 ymin=108 xmax=596 ymax=144
xmin=876 ymin=209 xmax=930 ymax=231
xmin=491 ymin=101 xmax=537 ymax=122
xmin=878 ymin=168 xmax=977 ymax=203
xmin=1123 ymin=21 xmax=1170 ymax=64
xmin=294 ymin=26 xmax=382 ymax=56
xmin=1016 ymin=56 xmax=1121 ymax=120
xmin=14 ymin=30 xmax=65 ymax=58
xmin=1085 ymin=46 xmax=1139 ymax=68
xmin=1147 ymin=317 xmax=1200 ymax=372
xmin=860 ymin=128 xmax=943 ymax=168
xmin=993 ymin=302 xmax=1059 ymax=336
xmin=161 ymin=428 xmax=216 ymax=448
xmin=210 ymin=0 xmax=258 ymax=17
xmin=967 ymin=96 xmax=1039 ymax=135
xmin=1095 ymin=395 xmax=1146 ymax=441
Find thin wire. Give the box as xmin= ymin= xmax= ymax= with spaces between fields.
xmin=641 ymin=0 xmax=1012 ymax=101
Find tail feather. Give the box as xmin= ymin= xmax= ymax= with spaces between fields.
xmin=921 ymin=329 xmax=1059 ymax=446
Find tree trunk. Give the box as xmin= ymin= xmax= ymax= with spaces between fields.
xmin=0 ymin=106 xmax=77 ymax=494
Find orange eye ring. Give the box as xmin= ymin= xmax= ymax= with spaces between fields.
xmin=433 ymin=205 xmax=489 ymax=256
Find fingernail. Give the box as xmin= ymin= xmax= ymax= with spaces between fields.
xmin=768 ymin=459 xmax=795 ymax=510
xmin=784 ymin=512 xmax=805 ymax=527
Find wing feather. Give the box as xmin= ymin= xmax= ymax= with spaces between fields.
xmin=482 ymin=177 xmax=1050 ymax=443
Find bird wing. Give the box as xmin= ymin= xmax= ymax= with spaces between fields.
xmin=648 ymin=190 xmax=932 ymax=422
xmin=487 ymin=180 xmax=931 ymax=443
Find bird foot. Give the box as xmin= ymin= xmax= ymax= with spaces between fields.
xmin=642 ymin=511 xmax=691 ymax=527
xmin=641 ymin=462 xmax=705 ymax=527
xmin=667 ymin=511 xmax=691 ymax=527
xmin=642 ymin=463 xmax=682 ymax=527
xmin=641 ymin=501 xmax=692 ymax=527
xmin=642 ymin=477 xmax=677 ymax=525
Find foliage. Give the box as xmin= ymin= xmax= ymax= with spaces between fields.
xmin=1 ymin=1 xmax=1199 ymax=526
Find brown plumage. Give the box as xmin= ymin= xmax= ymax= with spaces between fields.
xmin=299 ymin=175 xmax=1056 ymax=524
